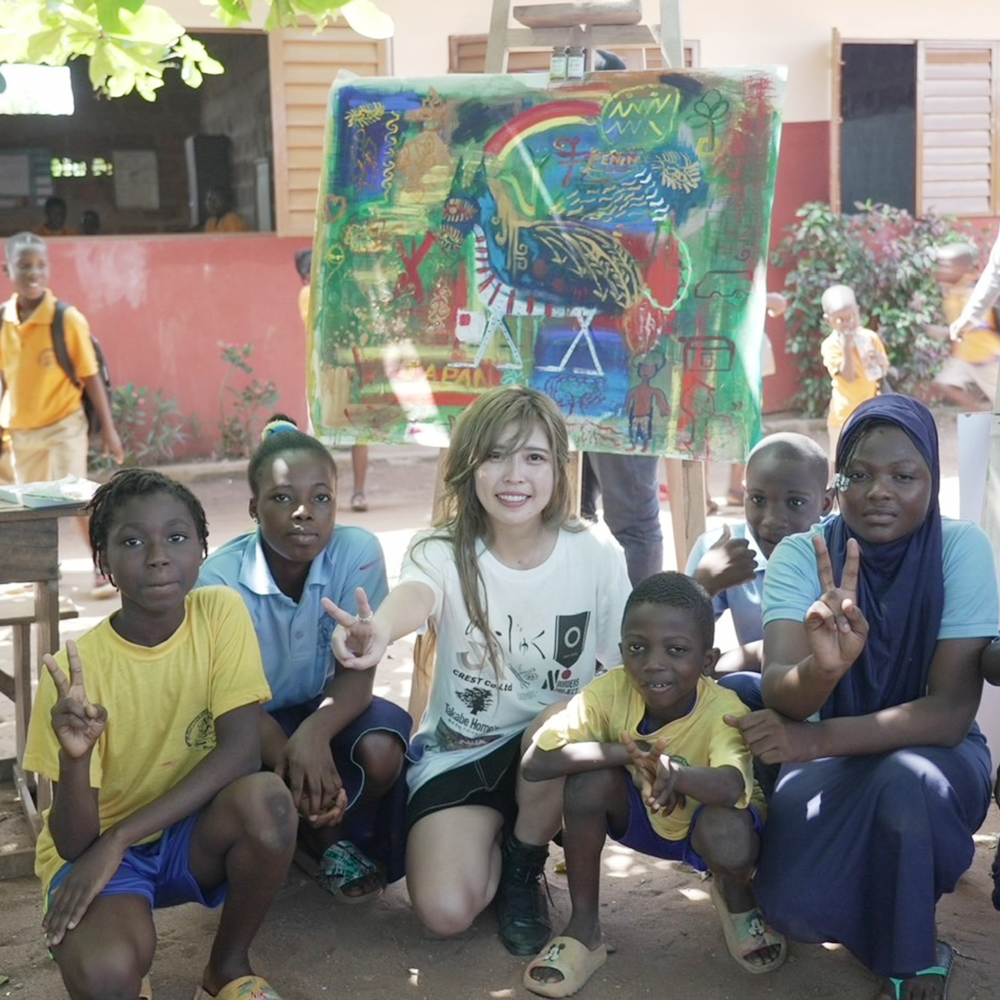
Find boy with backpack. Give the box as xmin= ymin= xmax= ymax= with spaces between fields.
xmin=1 ymin=232 xmax=124 ymax=597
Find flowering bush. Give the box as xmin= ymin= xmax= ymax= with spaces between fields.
xmin=771 ymin=201 xmax=973 ymax=416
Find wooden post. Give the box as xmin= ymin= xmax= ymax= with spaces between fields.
xmin=663 ymin=458 xmax=707 ymax=570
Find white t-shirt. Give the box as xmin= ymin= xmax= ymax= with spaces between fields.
xmin=401 ymin=525 xmax=631 ymax=796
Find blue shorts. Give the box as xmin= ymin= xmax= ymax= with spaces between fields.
xmin=610 ymin=771 xmax=765 ymax=872
xmin=268 ymin=694 xmax=411 ymax=811
xmin=47 ymin=810 xmax=225 ymax=912
xmin=269 ymin=694 xmax=412 ymax=883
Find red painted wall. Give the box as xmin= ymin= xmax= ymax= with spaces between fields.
xmin=39 ymin=234 xmax=310 ymax=459
xmin=763 ymin=120 xmax=831 ymax=414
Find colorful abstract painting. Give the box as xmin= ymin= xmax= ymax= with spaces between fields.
xmin=309 ymin=67 xmax=784 ymax=460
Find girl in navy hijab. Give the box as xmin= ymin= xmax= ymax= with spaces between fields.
xmin=729 ymin=395 xmax=997 ymax=999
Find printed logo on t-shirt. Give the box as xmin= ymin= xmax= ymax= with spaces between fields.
xmin=37 ymin=347 xmax=57 ymax=368
xmin=542 ymin=667 xmax=580 ymax=696
xmin=553 ymin=611 xmax=590 ymax=668
xmin=433 ymin=714 xmax=501 ymax=752
xmin=456 ymin=685 xmax=494 ymax=715
xmin=185 ymin=709 xmax=216 ymax=752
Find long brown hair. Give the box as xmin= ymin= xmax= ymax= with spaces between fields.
xmin=415 ymin=385 xmax=582 ymax=674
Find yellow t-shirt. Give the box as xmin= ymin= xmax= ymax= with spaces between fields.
xmin=820 ymin=327 xmax=889 ymax=427
xmin=0 ymin=290 xmax=98 ymax=430
xmin=23 ymin=586 xmax=271 ymax=895
xmin=533 ymin=670 xmax=763 ymax=842
xmin=942 ymin=280 xmax=1000 ymax=365
xmin=204 ymin=211 xmax=247 ymax=233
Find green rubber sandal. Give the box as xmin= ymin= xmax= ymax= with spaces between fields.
xmin=316 ymin=840 xmax=385 ymax=904
xmin=887 ymin=941 xmax=953 ymax=1000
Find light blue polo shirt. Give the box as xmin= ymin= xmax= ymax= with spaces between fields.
xmin=198 ymin=526 xmax=388 ymax=712
xmin=685 ymin=521 xmax=767 ymax=646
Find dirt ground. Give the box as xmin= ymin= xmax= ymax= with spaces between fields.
xmin=3 ymin=419 xmax=1000 ymax=1000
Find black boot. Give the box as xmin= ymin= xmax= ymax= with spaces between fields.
xmin=496 ymin=834 xmax=551 ymax=955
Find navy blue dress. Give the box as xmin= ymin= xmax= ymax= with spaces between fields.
xmin=748 ymin=397 xmax=999 ymax=977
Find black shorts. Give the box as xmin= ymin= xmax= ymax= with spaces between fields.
xmin=406 ymin=734 xmax=523 ymax=833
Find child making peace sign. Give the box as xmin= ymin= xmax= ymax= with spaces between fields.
xmin=24 ymin=470 xmax=295 ymax=1000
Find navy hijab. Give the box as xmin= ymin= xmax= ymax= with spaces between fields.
xmin=821 ymin=395 xmax=943 ymax=718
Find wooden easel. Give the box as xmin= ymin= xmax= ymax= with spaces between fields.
xmin=484 ymin=0 xmax=683 ymax=73
xmin=408 ymin=0 xmax=707 ymax=726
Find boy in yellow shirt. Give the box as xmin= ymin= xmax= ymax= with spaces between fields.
xmin=1 ymin=232 xmax=124 ymax=595
xmin=520 ymin=572 xmax=785 ymax=998
xmin=819 ymin=284 xmax=889 ymax=463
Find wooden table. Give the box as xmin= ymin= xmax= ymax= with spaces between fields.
xmin=0 ymin=498 xmax=88 ymax=836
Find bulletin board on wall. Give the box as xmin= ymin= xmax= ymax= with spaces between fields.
xmin=0 ymin=148 xmax=54 ymax=209
xmin=308 ymin=67 xmax=785 ymax=463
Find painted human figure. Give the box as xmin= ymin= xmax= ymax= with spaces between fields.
xmin=626 ymin=350 xmax=670 ymax=449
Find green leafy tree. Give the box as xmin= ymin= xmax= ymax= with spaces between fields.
xmin=0 ymin=0 xmax=391 ymax=100
xmin=772 ymin=201 xmax=971 ymax=416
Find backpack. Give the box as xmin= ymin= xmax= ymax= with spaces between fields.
xmin=51 ymin=301 xmax=113 ymax=437
xmin=0 ymin=300 xmax=112 ymax=437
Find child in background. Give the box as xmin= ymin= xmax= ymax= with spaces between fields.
xmin=327 ymin=385 xmax=631 ymax=956
xmin=820 ymin=284 xmax=889 ymax=462
xmin=204 ymin=186 xmax=247 ymax=233
xmin=929 ymin=243 xmax=1000 ymax=410
xmin=33 ymin=196 xmax=76 ymax=237
xmin=23 ymin=469 xmax=295 ymax=1000
xmin=1 ymin=232 xmax=124 ymax=597
xmin=198 ymin=416 xmax=410 ymax=902
xmin=520 ymin=572 xmax=785 ymax=997
xmin=686 ymin=433 xmax=832 ymax=674
xmin=295 ymin=248 xmax=371 ymax=511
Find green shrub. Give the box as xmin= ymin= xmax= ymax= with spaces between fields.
xmin=89 ymin=384 xmax=188 ymax=472
xmin=772 ymin=201 xmax=968 ymax=416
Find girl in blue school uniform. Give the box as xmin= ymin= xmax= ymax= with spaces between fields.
xmin=199 ymin=416 xmax=410 ymax=902
xmin=728 ymin=395 xmax=998 ymax=1000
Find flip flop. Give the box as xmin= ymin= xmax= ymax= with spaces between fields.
xmin=709 ymin=877 xmax=786 ymax=975
xmin=192 ymin=975 xmax=284 ymax=1000
xmin=350 ymin=492 xmax=368 ymax=512
xmin=314 ymin=840 xmax=385 ymax=903
xmin=886 ymin=941 xmax=954 ymax=1000
xmin=523 ymin=936 xmax=608 ymax=998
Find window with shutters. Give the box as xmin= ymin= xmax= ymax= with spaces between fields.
xmin=447 ymin=35 xmax=699 ymax=73
xmin=268 ymin=22 xmax=390 ymax=237
xmin=833 ymin=38 xmax=999 ymax=218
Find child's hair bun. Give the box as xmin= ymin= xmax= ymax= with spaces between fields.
xmin=261 ymin=413 xmax=300 ymax=441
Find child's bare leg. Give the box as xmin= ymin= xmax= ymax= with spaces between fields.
xmin=691 ymin=805 xmax=780 ymax=968
xmin=529 ymin=768 xmax=629 ymax=986
xmin=52 ymin=894 xmax=155 ymax=1000
xmin=189 ymin=771 xmax=297 ymax=995
xmin=351 ymin=444 xmax=369 ymax=495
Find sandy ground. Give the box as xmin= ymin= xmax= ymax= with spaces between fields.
xmin=2 ymin=416 xmax=1000 ymax=1000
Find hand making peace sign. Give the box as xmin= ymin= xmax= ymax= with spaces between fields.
xmin=806 ymin=535 xmax=869 ymax=680
xmin=322 ymin=587 xmax=389 ymax=670
xmin=43 ymin=641 xmax=107 ymax=759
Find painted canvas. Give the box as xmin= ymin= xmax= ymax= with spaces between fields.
xmin=309 ymin=67 xmax=785 ymax=460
